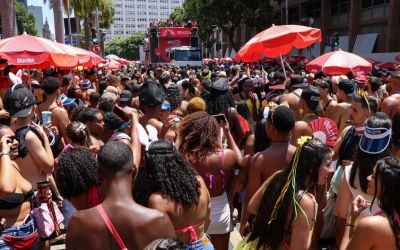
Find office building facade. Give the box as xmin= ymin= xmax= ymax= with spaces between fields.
xmin=27 ymin=5 xmax=44 ymax=37
xmin=105 ymin=0 xmax=184 ymax=43
xmin=220 ymin=0 xmax=399 ymax=59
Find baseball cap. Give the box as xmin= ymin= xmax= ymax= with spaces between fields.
xmin=120 ymin=90 xmax=132 ymax=102
xmin=139 ymin=80 xmax=165 ymax=107
xmin=359 ymin=126 xmax=392 ymax=154
xmin=209 ymin=77 xmax=229 ymax=92
xmin=6 ymin=86 xmax=36 ymax=118
xmin=338 ymin=79 xmax=355 ymax=96
xmin=355 ymin=75 xmax=368 ymax=84
xmin=287 ymin=75 xmax=307 ymax=89
xmin=60 ymin=94 xmax=75 ymax=106
xmin=301 ymin=85 xmax=321 ymax=112
xmin=81 ymin=79 xmax=92 ymax=90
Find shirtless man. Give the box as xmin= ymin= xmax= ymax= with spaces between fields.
xmin=381 ymin=72 xmax=400 ymax=119
xmin=39 ymin=77 xmax=70 ymax=150
xmin=334 ymin=79 xmax=355 ymax=133
xmin=240 ymin=104 xmax=296 ymax=236
xmin=66 ymin=142 xmax=175 ymax=250
xmin=316 ymin=78 xmax=337 ymax=121
xmin=291 ymin=85 xmax=321 ymax=144
xmin=5 ymin=86 xmax=54 ymax=186
xmin=280 ymin=75 xmax=308 ymax=121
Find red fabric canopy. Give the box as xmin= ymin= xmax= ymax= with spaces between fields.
xmin=235 ymin=25 xmax=321 ymax=62
xmin=0 ymin=34 xmax=78 ymax=69
xmin=306 ymin=49 xmax=372 ymax=76
xmin=377 ymin=62 xmax=397 ymax=71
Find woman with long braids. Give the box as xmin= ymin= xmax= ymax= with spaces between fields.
xmin=235 ymin=137 xmax=333 ymax=250
xmin=145 ymin=140 xmax=212 ymax=249
xmin=177 ymin=111 xmax=240 ymax=250
xmin=345 ymin=156 xmax=400 ymax=249
xmin=55 ymin=147 xmax=102 ymax=212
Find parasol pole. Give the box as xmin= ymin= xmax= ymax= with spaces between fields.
xmin=279 ymin=47 xmax=287 ymax=77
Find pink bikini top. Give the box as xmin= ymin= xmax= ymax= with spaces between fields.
xmin=194 ymin=148 xmax=226 ymax=190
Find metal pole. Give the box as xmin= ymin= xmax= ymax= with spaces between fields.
xmin=67 ymin=0 xmax=72 ymax=45
xmin=285 ymin=0 xmax=288 ymax=24
xmin=96 ymin=8 xmax=100 ymax=44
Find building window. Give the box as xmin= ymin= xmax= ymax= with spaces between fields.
xmin=306 ymin=1 xmax=321 ymax=20
xmin=361 ymin=0 xmax=390 ymax=20
xmin=359 ymin=23 xmax=386 ymax=34
xmin=331 ymin=0 xmax=349 ymax=15
xmin=287 ymin=7 xmax=299 ymax=23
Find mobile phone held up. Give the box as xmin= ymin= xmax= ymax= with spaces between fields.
xmin=113 ymin=105 xmax=130 ymax=122
xmin=213 ymin=114 xmax=227 ymax=124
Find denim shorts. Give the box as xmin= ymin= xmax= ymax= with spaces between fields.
xmin=0 ymin=216 xmax=40 ymax=250
xmin=186 ymin=235 xmax=214 ymax=250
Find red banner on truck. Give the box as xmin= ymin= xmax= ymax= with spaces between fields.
xmin=159 ymin=27 xmax=191 ymax=38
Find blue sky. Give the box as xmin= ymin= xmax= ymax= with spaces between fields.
xmin=27 ymin=0 xmax=55 ymax=34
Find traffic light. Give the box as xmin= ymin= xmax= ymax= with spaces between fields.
xmin=333 ymin=32 xmax=339 ymax=47
xmin=91 ymin=27 xmax=98 ymax=44
xmin=216 ymin=42 xmax=221 ymax=51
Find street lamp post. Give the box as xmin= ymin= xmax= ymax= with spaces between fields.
xmin=66 ymin=0 xmax=72 ymax=45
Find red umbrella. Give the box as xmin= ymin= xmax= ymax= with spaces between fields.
xmin=235 ymin=25 xmax=321 ymax=62
xmin=367 ymin=59 xmax=381 ymax=65
xmin=0 ymin=33 xmax=78 ymax=69
xmin=377 ymin=62 xmax=397 ymax=71
xmin=306 ymin=49 xmax=372 ymax=76
xmin=106 ymin=59 xmax=121 ymax=70
xmin=115 ymin=57 xmax=130 ymax=65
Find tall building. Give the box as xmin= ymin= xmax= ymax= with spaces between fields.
xmin=43 ymin=18 xmax=52 ymax=40
xmin=219 ymin=0 xmax=399 ymax=59
xmin=105 ymin=0 xmax=184 ymax=43
xmin=27 ymin=5 xmax=44 ymax=37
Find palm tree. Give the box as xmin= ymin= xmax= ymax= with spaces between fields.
xmin=0 ymin=0 xmax=17 ymax=38
xmin=44 ymin=0 xmax=64 ymax=42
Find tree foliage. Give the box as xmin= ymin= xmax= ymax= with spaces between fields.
xmin=105 ymin=32 xmax=145 ymax=60
xmin=15 ymin=1 xmax=38 ymax=36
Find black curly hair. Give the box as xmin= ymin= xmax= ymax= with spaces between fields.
xmin=146 ymin=140 xmax=201 ymax=209
xmin=165 ymin=85 xmax=183 ymax=111
xmin=177 ymin=111 xmax=221 ymax=162
xmin=202 ymin=90 xmax=235 ymax=116
xmin=392 ymin=112 xmax=400 ymax=151
xmin=248 ymin=138 xmax=331 ymax=249
xmin=103 ymin=112 xmax=123 ymax=130
xmin=55 ymin=146 xmax=100 ymax=199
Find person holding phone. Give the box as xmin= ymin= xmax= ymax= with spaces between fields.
xmin=177 ymin=111 xmax=241 ymax=250
xmin=5 ymin=85 xmax=54 ymax=187
xmin=0 ymin=125 xmax=39 ymax=249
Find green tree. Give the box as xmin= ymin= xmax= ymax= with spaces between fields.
xmin=45 ymin=0 xmax=114 ymax=46
xmin=15 ymin=1 xmax=38 ymax=36
xmin=169 ymin=7 xmax=184 ymax=24
xmin=105 ymin=32 xmax=145 ymax=60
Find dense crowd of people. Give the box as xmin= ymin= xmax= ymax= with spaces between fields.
xmin=0 ymin=59 xmax=400 ymax=250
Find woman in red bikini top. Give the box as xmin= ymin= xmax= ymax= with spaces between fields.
xmin=345 ymin=156 xmax=400 ymax=250
xmin=146 ymin=140 xmax=212 ymax=249
xmin=55 ymin=147 xmax=102 ymax=210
